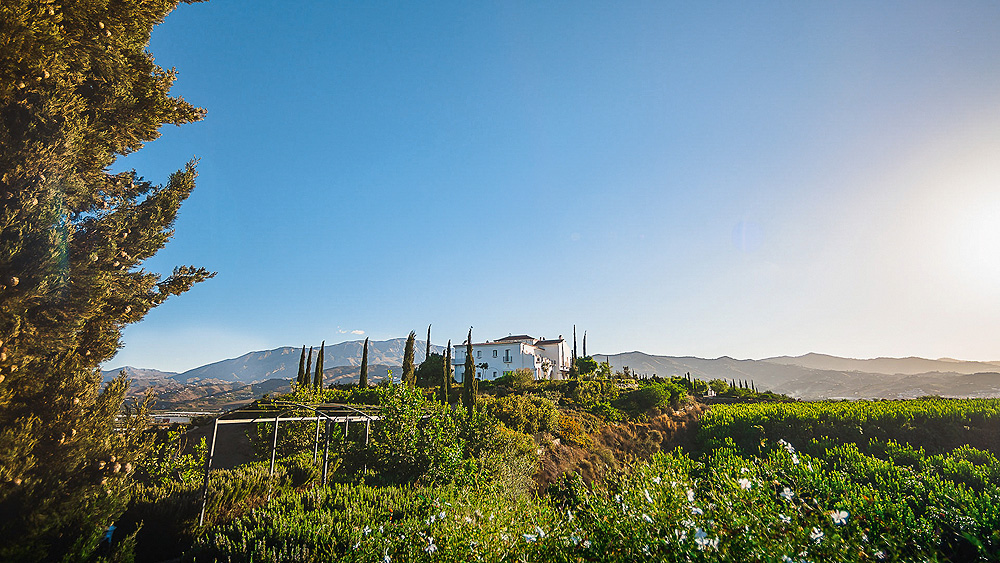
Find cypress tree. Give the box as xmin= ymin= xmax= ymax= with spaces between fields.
xmin=441 ymin=340 xmax=452 ymax=404
xmin=305 ymin=346 xmax=313 ymax=383
xmin=583 ymin=330 xmax=587 ymax=357
xmin=402 ymin=331 xmax=416 ymax=388
xmin=313 ymin=341 xmax=324 ymax=390
xmin=425 ymin=324 xmax=431 ymax=364
xmin=462 ymin=328 xmax=476 ymax=414
xmin=359 ymin=337 xmax=369 ymax=387
xmin=297 ymin=345 xmax=307 ymax=387
xmin=0 ymin=2 xmax=212 ymax=558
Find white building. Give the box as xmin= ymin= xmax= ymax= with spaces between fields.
xmin=453 ymin=334 xmax=572 ymax=382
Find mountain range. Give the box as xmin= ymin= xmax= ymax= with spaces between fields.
xmin=103 ymin=339 xmax=1000 ymax=407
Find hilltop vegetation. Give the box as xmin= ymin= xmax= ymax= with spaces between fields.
xmin=84 ymin=368 xmax=1000 ymax=562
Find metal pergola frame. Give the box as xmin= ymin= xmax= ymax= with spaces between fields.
xmin=197 ymin=400 xmax=380 ymax=526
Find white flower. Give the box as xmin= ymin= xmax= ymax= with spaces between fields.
xmin=830 ymin=510 xmax=849 ymax=525
xmin=791 ymin=454 xmax=800 ymax=465
xmin=582 ymin=539 xmax=592 ymax=548
xmin=644 ymin=489 xmax=654 ymax=504
xmin=738 ymin=478 xmax=752 ymax=490
xmin=642 ymin=513 xmax=653 ymax=523
xmin=675 ymin=529 xmax=687 ymax=541
xmin=690 ymin=506 xmax=704 ymax=515
xmin=615 ymin=494 xmax=622 ymax=503
xmin=569 ymin=534 xmax=581 ymax=545
xmin=425 ymin=541 xmax=437 ymax=553
xmin=781 ymin=556 xmax=793 ymax=562
xmin=681 ymin=519 xmax=695 ymax=529
xmin=686 ymin=489 xmax=696 ymax=502
xmin=874 ymin=550 xmax=886 ymax=559
xmin=567 ymin=509 xmax=574 ymax=521
xmin=383 ymin=552 xmax=391 ymax=563
xmin=779 ymin=513 xmax=791 ymax=524
xmin=522 ymin=534 xmax=537 ymax=543
xmin=740 ymin=467 xmax=749 ymax=474
xmin=780 ymin=487 xmax=794 ymax=501
xmin=694 ymin=528 xmax=718 ymax=550
xmin=438 ymin=511 xmax=446 ymax=519
xmin=652 ymin=476 xmax=662 ymax=484
xmin=778 ymin=439 xmax=795 ymax=453
xmin=535 ymin=526 xmax=546 ymax=538
xmin=810 ymin=527 xmax=824 ymax=542
xmin=363 ymin=526 xmax=371 ymax=535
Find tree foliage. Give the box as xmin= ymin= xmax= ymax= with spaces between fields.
xmin=359 ymin=337 xmax=369 ymax=388
xmin=462 ymin=328 xmax=477 ymax=414
xmin=0 ymin=1 xmax=212 ymax=559
xmin=402 ymin=331 xmax=416 ymax=388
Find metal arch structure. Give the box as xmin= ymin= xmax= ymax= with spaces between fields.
xmin=197 ymin=401 xmax=380 ymax=526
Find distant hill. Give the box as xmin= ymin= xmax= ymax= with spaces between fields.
xmin=599 ymin=351 xmax=1000 ymax=400
xmin=762 ymin=353 xmax=1000 ymax=376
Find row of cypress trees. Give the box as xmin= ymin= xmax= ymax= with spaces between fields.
xmin=295 ymin=341 xmax=325 ymax=390
xmin=294 ymin=326 xmax=477 ymax=413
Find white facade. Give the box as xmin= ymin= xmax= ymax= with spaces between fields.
xmin=453 ymin=334 xmax=572 ymax=383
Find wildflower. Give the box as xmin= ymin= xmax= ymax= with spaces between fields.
xmin=830 ymin=510 xmax=849 ymax=526
xmin=567 ymin=509 xmax=574 ymax=521
xmin=425 ymin=540 xmax=437 ymax=554
xmin=690 ymin=506 xmax=704 ymax=515
xmin=686 ymin=489 xmax=695 ymax=502
xmin=644 ymin=489 xmax=654 ymax=504
xmin=675 ymin=529 xmax=687 ymax=541
xmin=694 ymin=528 xmax=718 ymax=550
xmin=582 ymin=539 xmax=592 ymax=548
xmin=363 ymin=526 xmax=371 ymax=535
xmin=778 ymin=439 xmax=795 ymax=453
xmin=642 ymin=513 xmax=653 ymax=523
xmin=809 ymin=527 xmax=824 ymax=542
xmin=569 ymin=534 xmax=581 ymax=546
xmin=781 ymin=556 xmax=793 ymax=562
xmin=652 ymin=476 xmax=662 ymax=484
xmin=791 ymin=454 xmax=800 ymax=465
xmin=780 ymin=487 xmax=794 ymax=501
xmin=438 ymin=511 xmax=446 ymax=520
xmin=740 ymin=467 xmax=749 ymax=473
xmin=522 ymin=533 xmax=538 ymax=543
xmin=779 ymin=514 xmax=791 ymax=524
xmin=615 ymin=494 xmax=622 ymax=503
xmin=534 ymin=526 xmax=546 ymax=538
xmin=738 ymin=478 xmax=752 ymax=490
xmin=874 ymin=550 xmax=886 ymax=559
xmin=680 ymin=519 xmax=695 ymax=529
xmin=383 ymin=551 xmax=391 ymax=563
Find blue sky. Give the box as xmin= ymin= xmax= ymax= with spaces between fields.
xmin=108 ymin=1 xmax=1000 ymax=372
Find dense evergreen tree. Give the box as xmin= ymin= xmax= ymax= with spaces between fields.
xmin=462 ymin=328 xmax=477 ymax=414
xmin=583 ymin=330 xmax=587 ymax=357
xmin=305 ymin=346 xmax=313 ymax=382
xmin=297 ymin=345 xmax=307 ymax=387
xmin=414 ymin=352 xmax=444 ymax=388
xmin=359 ymin=337 xmax=369 ymax=387
xmin=425 ymin=324 xmax=431 ymax=363
xmin=440 ymin=340 xmax=451 ymax=404
xmin=402 ymin=331 xmax=416 ymax=388
xmin=313 ymin=341 xmax=324 ymax=390
xmin=0 ymin=1 xmax=212 ymax=559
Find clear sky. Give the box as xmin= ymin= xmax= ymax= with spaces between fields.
xmin=107 ymin=1 xmax=1000 ymax=372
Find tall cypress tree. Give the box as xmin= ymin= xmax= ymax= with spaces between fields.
xmin=462 ymin=328 xmax=476 ymax=414
xmin=583 ymin=331 xmax=587 ymax=357
xmin=440 ymin=340 xmax=452 ymax=404
xmin=359 ymin=337 xmax=369 ymax=387
xmin=402 ymin=331 xmax=416 ymax=388
xmin=297 ymin=345 xmax=307 ymax=387
xmin=0 ymin=2 xmax=212 ymax=558
xmin=313 ymin=341 xmax=324 ymax=390
xmin=305 ymin=346 xmax=313 ymax=383
xmin=425 ymin=324 xmax=431 ymax=364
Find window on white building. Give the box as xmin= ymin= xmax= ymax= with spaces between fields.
xmin=493 ymin=350 xmax=497 ymax=357
xmin=504 ymin=349 xmax=511 ymax=362
xmin=477 ymin=351 xmax=481 ymax=358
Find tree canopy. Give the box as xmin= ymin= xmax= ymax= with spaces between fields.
xmin=0 ymin=1 xmax=211 ymax=559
